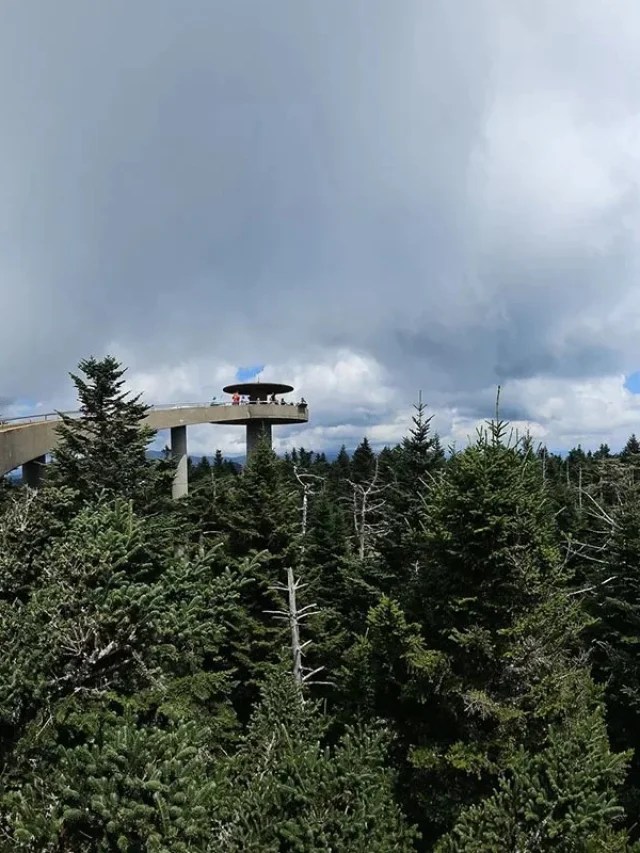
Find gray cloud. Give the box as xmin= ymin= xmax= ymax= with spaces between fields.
xmin=1 ymin=1 xmax=639 ymax=447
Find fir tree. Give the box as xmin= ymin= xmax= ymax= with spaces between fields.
xmin=351 ymin=436 xmax=376 ymax=484
xmin=220 ymin=437 xmax=300 ymax=716
xmin=399 ymin=393 xmax=445 ymax=482
xmin=437 ymin=708 xmax=630 ymax=852
xmin=213 ymin=671 xmax=419 ymax=851
xmin=622 ymin=433 xmax=640 ymax=456
xmin=329 ymin=444 xmax=352 ymax=502
xmin=380 ymin=394 xmax=444 ymax=596
xmin=2 ymin=710 xmax=221 ymax=851
xmin=585 ymin=476 xmax=640 ymax=824
xmin=50 ymin=356 xmax=170 ymax=506
xmin=621 ymin=434 xmax=640 ymax=476
xmin=189 ymin=454 xmax=212 ymax=484
xmin=411 ymin=418 xmax=561 ymax=639
xmin=594 ymin=443 xmax=612 ymax=460
xmin=349 ymin=418 xmax=590 ymax=842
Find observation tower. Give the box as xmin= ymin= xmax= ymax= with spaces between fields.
xmin=0 ymin=383 xmax=309 ymax=500
xmin=221 ymin=381 xmax=308 ymax=457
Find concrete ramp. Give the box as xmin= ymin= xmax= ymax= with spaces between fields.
xmin=0 ymin=402 xmax=309 ymax=477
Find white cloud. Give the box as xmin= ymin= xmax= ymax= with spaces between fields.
xmin=447 ymin=375 xmax=640 ymax=453
xmin=2 ymin=2 xmax=640 ymax=457
xmin=117 ymin=347 xmax=404 ymax=456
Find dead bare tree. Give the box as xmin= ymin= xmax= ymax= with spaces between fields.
xmin=265 ymin=567 xmax=329 ymax=692
xmin=563 ymin=459 xmax=632 ymax=571
xmin=347 ymin=457 xmax=389 ymax=561
xmin=292 ymin=465 xmax=324 ymax=558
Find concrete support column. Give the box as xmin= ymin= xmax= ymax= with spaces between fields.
xmin=170 ymin=425 xmax=188 ymax=499
xmin=246 ymin=420 xmax=273 ymax=459
xmin=23 ymin=455 xmax=46 ymax=489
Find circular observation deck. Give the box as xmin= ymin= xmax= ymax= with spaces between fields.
xmin=211 ymin=403 xmax=308 ymax=425
xmin=222 ymin=381 xmax=293 ymax=401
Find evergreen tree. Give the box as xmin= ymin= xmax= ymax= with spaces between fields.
xmin=585 ymin=475 xmax=640 ymax=824
xmin=189 ymin=454 xmax=212 ymax=484
xmin=213 ymin=672 xmax=418 ymax=851
xmin=0 ymin=489 xmax=243 ymax=774
xmin=380 ymin=395 xmax=444 ymax=596
xmin=328 ymin=444 xmax=352 ymax=503
xmin=411 ymin=418 xmax=561 ymax=640
xmin=332 ymin=444 xmax=351 ymax=479
xmin=305 ymin=487 xmax=350 ymax=607
xmin=220 ymin=437 xmax=300 ymax=715
xmin=399 ymin=393 xmax=445 ymax=483
xmin=301 ymin=487 xmax=352 ymax=685
xmin=437 ymin=709 xmax=630 ymax=852
xmin=594 ymin=442 xmax=612 ymax=460
xmin=622 ymin=433 xmax=640 ymax=457
xmin=2 ymin=710 xmax=220 ymax=852
xmin=621 ymin=434 xmax=640 ymax=477
xmin=351 ymin=436 xmax=376 ymax=484
xmin=50 ymin=356 xmax=170 ymax=506
xmin=347 ymin=419 xmax=590 ymax=842
xmin=177 ymin=472 xmax=234 ymax=547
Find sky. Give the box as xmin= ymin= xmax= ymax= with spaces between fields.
xmin=2 ymin=0 xmax=640 ymax=458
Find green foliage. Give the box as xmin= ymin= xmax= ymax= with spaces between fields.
xmin=7 ymin=358 xmax=640 ymax=850
xmin=0 ymin=500 xmax=166 ymax=746
xmin=0 ymin=484 xmax=79 ymax=599
xmin=437 ymin=709 xmax=630 ymax=852
xmin=411 ymin=418 xmax=562 ymax=639
xmin=621 ymin=433 xmax=640 ymax=462
xmin=225 ymin=437 xmax=299 ymax=564
xmin=347 ymin=420 xmax=596 ymax=842
xmin=583 ymin=475 xmax=640 ymax=821
xmin=215 ymin=438 xmax=302 ymax=714
xmin=380 ymin=395 xmax=444 ymax=594
xmin=2 ymin=709 xmax=219 ymax=852
xmin=0 ymin=492 xmax=242 ymax=759
xmin=213 ymin=672 xmax=419 ymax=851
xmin=50 ymin=355 xmax=172 ymax=507
xmin=351 ymin=436 xmax=376 ymax=484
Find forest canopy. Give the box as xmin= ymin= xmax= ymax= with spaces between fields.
xmin=1 ymin=356 xmax=640 ymax=851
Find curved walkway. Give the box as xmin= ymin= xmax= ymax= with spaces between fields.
xmin=0 ymin=402 xmax=309 ymax=477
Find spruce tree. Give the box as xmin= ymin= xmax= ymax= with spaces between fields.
xmin=220 ymin=437 xmax=300 ymax=716
xmin=333 ymin=444 xmax=351 ymax=479
xmin=2 ymin=710 xmax=221 ymax=851
xmin=399 ymin=393 xmax=445 ymax=483
xmin=213 ymin=671 xmax=418 ymax=851
xmin=594 ymin=443 xmax=612 ymax=460
xmin=437 ymin=709 xmax=630 ymax=852
xmin=347 ymin=418 xmax=592 ymax=843
xmin=351 ymin=436 xmax=376 ymax=483
xmin=190 ymin=454 xmax=212 ymax=484
xmin=622 ymin=433 xmax=640 ymax=458
xmin=411 ymin=418 xmax=560 ymax=639
xmin=585 ymin=476 xmax=640 ymax=824
xmin=380 ymin=394 xmax=444 ymax=596
xmin=50 ymin=356 xmax=169 ymax=506
xmin=302 ymin=487 xmax=352 ymax=685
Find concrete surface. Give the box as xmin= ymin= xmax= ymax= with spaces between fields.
xmin=170 ymin=424 xmax=188 ymax=499
xmin=0 ymin=403 xmax=309 ymax=477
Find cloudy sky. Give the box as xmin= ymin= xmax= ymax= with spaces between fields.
xmin=2 ymin=0 xmax=640 ymax=457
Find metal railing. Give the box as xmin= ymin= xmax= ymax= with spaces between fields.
xmin=0 ymin=400 xmax=308 ymax=428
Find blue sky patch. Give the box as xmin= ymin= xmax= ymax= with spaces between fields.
xmin=236 ymin=364 xmax=265 ymax=382
xmin=624 ymin=372 xmax=640 ymax=394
